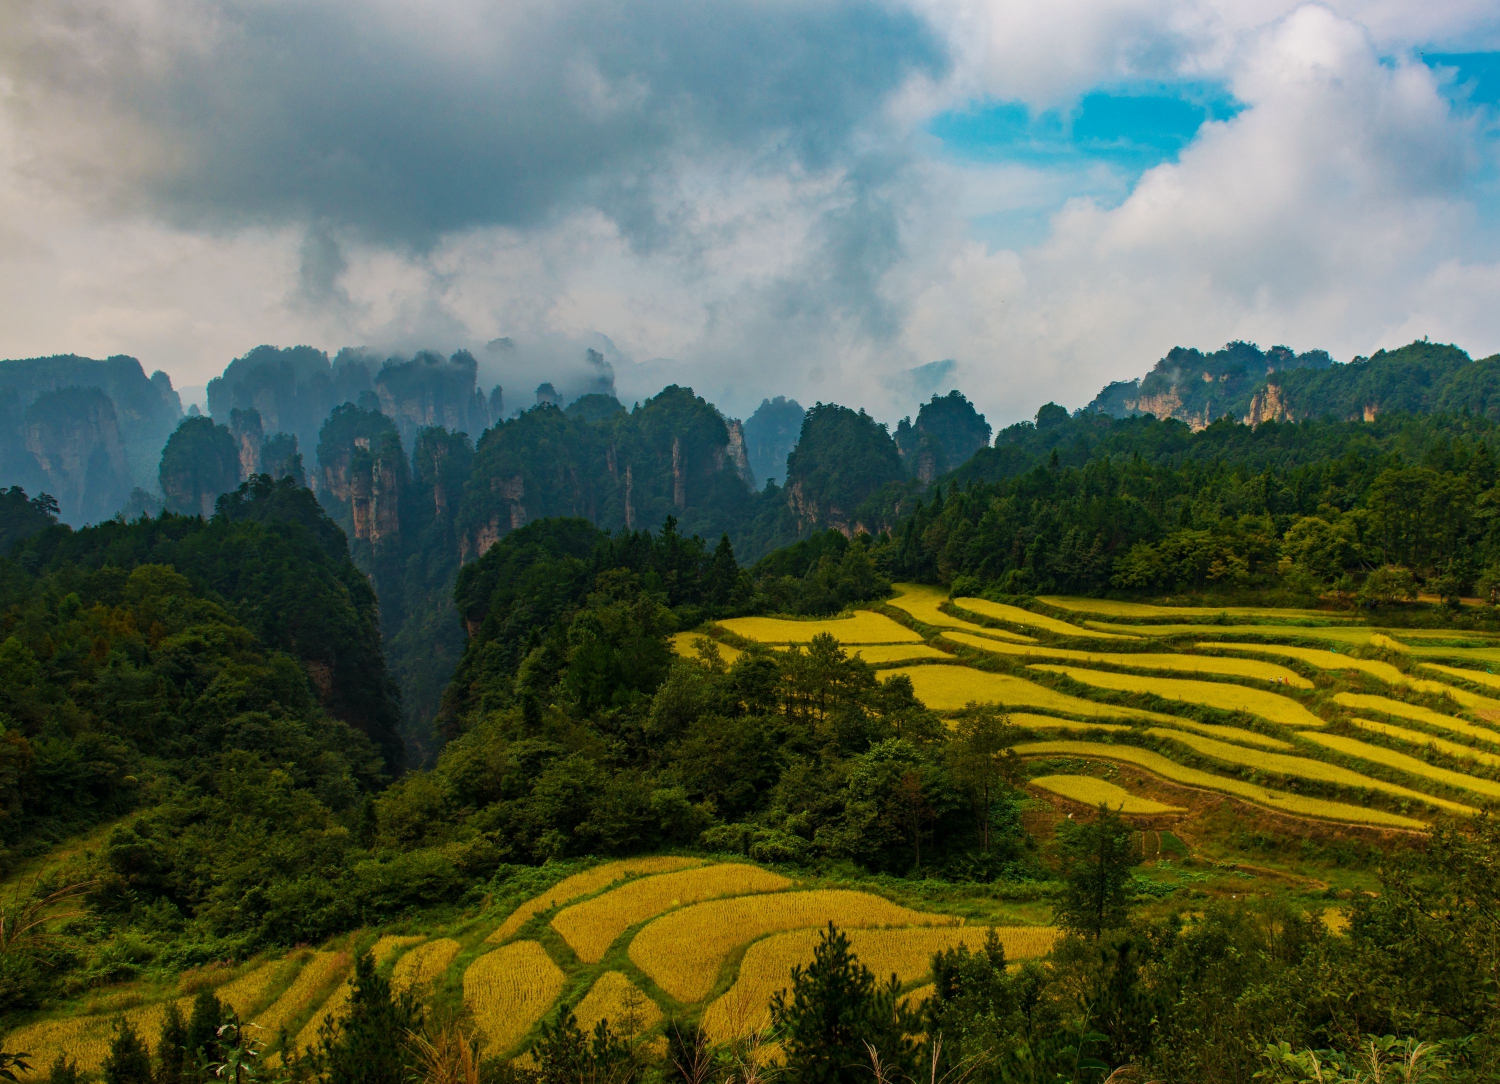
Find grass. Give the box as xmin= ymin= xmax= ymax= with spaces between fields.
xmin=391 ymin=938 xmax=462 ymax=994
xmin=945 ymin=632 xmax=1311 ymax=686
xmin=1350 ymin=717 xmax=1500 ymax=767
xmin=465 ymin=941 xmax=568 ymax=1055
xmin=1196 ymin=643 xmax=1405 ymax=683
xmin=629 ymin=889 xmax=960 ymax=1003
xmin=701 ymin=926 xmax=1058 ymax=1042
xmin=1029 ymin=775 xmax=1184 ymax=813
xmin=552 ymin=864 xmax=793 ymax=963
xmin=717 ymin=612 xmax=923 ymax=644
xmin=672 ymin=632 xmax=745 ymax=665
xmin=1011 ymin=741 xmax=1428 ymax=829
xmin=950 ymin=598 xmax=1125 ymax=639
xmin=882 ymin=665 xmax=1181 ymax=720
xmin=572 ymin=971 xmax=663 ymax=1038
xmin=1040 ymin=597 xmax=1344 ymax=620
xmin=885 ymin=584 xmax=1037 ymax=642
xmin=1030 ymin=665 xmax=1326 ymax=729
xmin=1144 ymin=729 xmax=1475 ymax=815
xmin=1300 ymin=732 xmax=1500 ymax=801
xmin=1332 ymin=694 xmax=1500 ymax=744
xmin=490 ymin=856 xmax=704 ymax=943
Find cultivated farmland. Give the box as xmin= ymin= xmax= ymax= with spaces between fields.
xmin=1332 ymin=694 xmax=1500 ymax=744
xmin=944 ymin=632 xmax=1311 ymax=686
xmin=885 ymin=584 xmax=1037 ymax=641
xmin=1349 ymin=717 xmax=1500 ymax=767
xmin=1029 ymin=774 xmax=1185 ymax=813
xmin=466 ymin=941 xmax=568 ymax=1054
xmin=717 ymin=612 xmax=922 ymax=644
xmin=1030 ymin=665 xmax=1326 ymax=728
xmin=950 ymin=597 xmax=1126 ymax=638
xmin=573 ymin=971 xmax=663 ymax=1037
xmin=879 ymin=665 xmax=1176 ymax=719
xmin=491 ymin=856 xmax=704 ymax=943
xmin=1300 ymin=732 xmax=1500 ymax=800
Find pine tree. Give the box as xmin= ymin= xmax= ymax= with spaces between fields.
xmin=155 ymin=1001 xmax=187 ymax=1084
xmin=183 ymin=991 xmax=226 ymax=1080
xmin=102 ymin=1018 xmax=153 ymax=1084
xmin=318 ymin=949 xmax=421 ymax=1084
xmin=1055 ymin=803 xmax=1139 ymax=938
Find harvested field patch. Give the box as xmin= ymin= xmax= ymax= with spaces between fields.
xmin=553 ymin=864 xmax=792 ymax=963
xmin=392 ymin=938 xmax=461 ymax=993
xmin=1029 ymin=775 xmax=1183 ymax=813
xmin=881 ymin=665 xmax=1176 ymax=720
xmin=950 ymin=598 xmax=1125 ymax=638
xmin=702 ymin=926 xmax=1057 ymax=1042
xmin=672 ymin=632 xmax=744 ymax=665
xmin=1332 ymin=694 xmax=1500 ymax=744
xmin=490 ymin=857 xmax=703 ymax=943
xmin=886 ymin=584 xmax=1036 ymax=642
xmin=945 ymin=633 xmax=1310 ymax=686
xmin=1300 ymin=733 xmax=1500 ymax=801
xmin=1350 ymin=718 xmax=1500 ymax=767
xmin=718 ymin=612 xmax=922 ymax=644
xmin=1144 ymin=730 xmax=1474 ymax=814
xmin=466 ymin=941 xmax=567 ymax=1055
xmin=1031 ymin=665 xmax=1326 ymax=729
xmin=630 ymin=890 xmax=959 ymax=1003
xmin=1041 ymin=598 xmax=1344 ymax=620
xmin=1012 ymin=741 xmax=1427 ymax=828
xmin=572 ymin=971 xmax=662 ymax=1038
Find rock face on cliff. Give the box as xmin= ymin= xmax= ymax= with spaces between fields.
xmin=0 ymin=354 xmax=182 ymax=522
xmin=159 ymin=416 xmax=242 ymax=518
xmin=894 ymin=390 xmax=992 ymax=482
xmin=374 ymin=350 xmax=493 ymax=450
xmin=784 ymin=404 xmax=905 ymax=535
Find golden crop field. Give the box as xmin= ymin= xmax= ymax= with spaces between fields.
xmin=1040 ymin=597 xmax=1344 ymax=620
xmin=1421 ymin=662 xmax=1500 ymax=690
xmin=672 ymin=632 xmax=745 ymax=665
xmin=373 ymin=934 xmax=427 ymax=966
xmin=255 ymin=950 xmax=350 ymax=1041
xmin=1149 ymin=717 xmax=1292 ymax=751
xmin=901 ymin=983 xmax=935 ymax=1011
xmin=1029 ymin=774 xmax=1184 ymax=813
xmin=572 ymin=971 xmax=663 ymax=1037
xmin=885 ymin=584 xmax=1037 ymax=642
xmin=1332 ymin=693 xmax=1500 ymax=744
xmin=880 ymin=665 xmax=1176 ymax=720
xmin=701 ymin=925 xmax=1058 ymax=1042
xmin=466 ymin=941 xmax=567 ymax=1055
xmin=1086 ymin=621 xmax=1385 ymax=645
xmin=1008 ymin=713 xmax=1133 ymax=734
xmin=391 ymin=938 xmax=462 ymax=993
xmin=490 ymin=856 xmax=704 ymax=943
xmin=1195 ymin=643 xmax=1405 ymax=683
xmin=845 ymin=643 xmax=954 ymax=663
xmin=629 ymin=889 xmax=960 ymax=1003
xmin=944 ymin=632 xmax=1311 ymax=686
xmin=1144 ymin=729 xmax=1475 ymax=814
xmin=552 ymin=863 xmax=793 ymax=963
xmin=1350 ymin=717 xmax=1500 ymax=767
xmin=1300 ymin=732 xmax=1500 ymax=801
xmin=717 ymin=612 xmax=923 ymax=644
xmin=1011 ymin=741 xmax=1428 ymax=828
xmin=950 ymin=597 xmax=1125 ymax=638
xmin=1030 ymin=665 xmax=1326 ymax=729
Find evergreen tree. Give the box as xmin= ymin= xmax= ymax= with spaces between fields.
xmin=102 ymin=1018 xmax=153 ymax=1084
xmin=318 ymin=949 xmax=421 ymax=1084
xmin=155 ymin=1001 xmax=187 ymax=1084
xmin=45 ymin=1054 xmax=83 ymax=1084
xmin=184 ymin=991 xmax=226 ymax=1078
xmin=1055 ymin=804 xmax=1138 ymax=938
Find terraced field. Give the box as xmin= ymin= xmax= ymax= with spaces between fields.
xmin=1029 ymin=774 xmax=1184 ymax=813
xmin=879 ymin=665 xmax=1178 ymax=720
xmin=1040 ymin=597 xmax=1346 ymax=620
xmin=717 ymin=612 xmax=922 ymax=644
xmin=950 ymin=597 xmax=1133 ymax=638
xmin=945 ymin=632 xmax=1311 ymax=685
xmin=1029 ymin=665 xmax=1326 ymax=728
xmin=883 ymin=583 xmax=1038 ymax=642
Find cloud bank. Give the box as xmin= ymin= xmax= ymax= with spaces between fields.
xmin=1 ymin=0 xmax=1498 ymax=425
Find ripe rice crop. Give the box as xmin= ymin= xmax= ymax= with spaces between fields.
xmin=465 ymin=941 xmax=567 ymax=1055
xmin=295 ymin=980 xmax=349 ymax=1055
xmin=1031 ymin=665 xmax=1326 ymax=729
xmin=255 ymin=950 xmax=350 ymax=1041
xmin=1012 ymin=741 xmax=1427 ymax=829
xmin=630 ymin=890 xmax=960 ymax=1003
xmin=1421 ymin=663 xmax=1500 ymax=692
xmin=1040 ymin=597 xmax=1343 ymax=620
xmin=1085 ymin=621 xmax=1384 ymax=645
xmin=1300 ymin=732 xmax=1500 ymax=801
xmin=1144 ymin=729 xmax=1474 ymax=814
xmin=572 ymin=971 xmax=663 ymax=1038
xmin=391 ymin=938 xmax=462 ymax=993
xmin=950 ymin=598 xmax=1127 ymax=639
xmin=1196 ymin=643 xmax=1405 ymax=683
xmin=702 ymin=926 xmax=1057 ymax=1042
xmin=1029 ymin=774 xmax=1184 ymax=813
xmin=1008 ymin=713 xmax=1133 ymax=734
xmin=1350 ymin=718 xmax=1500 ymax=767
xmin=845 ymin=643 xmax=953 ymax=664
xmin=717 ymin=612 xmax=922 ymax=644
xmin=490 ymin=856 xmax=704 ymax=943
xmin=945 ymin=632 xmax=1311 ymax=686
xmin=672 ymin=632 xmax=744 ymax=665
xmin=1332 ymin=694 xmax=1500 ymax=744
xmin=553 ymin=863 xmax=792 ymax=963
xmin=901 ymin=983 xmax=935 ymax=1011
xmin=886 ymin=584 xmax=1036 ymax=642
xmin=1149 ymin=718 xmax=1292 ymax=751
xmin=373 ymin=934 xmax=426 ymax=966
xmin=880 ymin=665 xmax=1176 ymax=720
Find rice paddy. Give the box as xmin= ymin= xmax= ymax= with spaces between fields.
xmin=490 ymin=856 xmax=704 ymax=943
xmin=885 ymin=584 xmax=1038 ymax=642
xmin=629 ymin=889 xmax=960 ymax=1003
xmin=1085 ymin=621 xmax=1387 ymax=645
xmin=1332 ymin=694 xmax=1500 ymax=744
xmin=1196 ymin=643 xmax=1406 ymax=683
xmin=572 ymin=971 xmax=663 ymax=1038
xmin=717 ymin=612 xmax=923 ymax=644
xmin=672 ymin=632 xmax=745 ymax=665
xmin=1040 ymin=597 xmax=1344 ymax=620
xmin=1149 ymin=717 xmax=1293 ymax=750
xmin=1299 ymin=732 xmax=1500 ymax=801
xmin=465 ymin=941 xmax=568 ymax=1055
xmin=255 ymin=950 xmax=350 ymax=1042
xmin=845 ymin=643 xmax=954 ymax=663
xmin=950 ymin=597 xmax=1129 ymax=638
xmin=1421 ymin=663 xmax=1500 ymax=692
xmin=552 ymin=863 xmax=793 ymax=963
xmin=701 ymin=926 xmax=1058 ymax=1042
xmin=1144 ymin=729 xmax=1475 ymax=814
xmin=1029 ymin=665 xmax=1327 ymax=728
xmin=391 ymin=938 xmax=462 ymax=993
xmin=1029 ymin=775 xmax=1184 ymax=813
xmin=944 ymin=632 xmax=1311 ymax=686
xmin=1012 ymin=741 xmax=1428 ymax=828
xmin=1007 ymin=713 xmax=1134 ymax=734
xmin=880 ymin=665 xmax=1177 ymax=720
xmin=1349 ymin=717 xmax=1500 ymax=767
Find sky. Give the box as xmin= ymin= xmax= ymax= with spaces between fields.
xmin=2 ymin=1 xmax=1499 ymax=427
